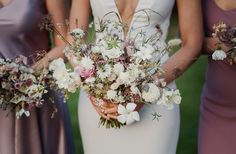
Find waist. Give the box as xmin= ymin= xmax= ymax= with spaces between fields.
xmin=202 ymin=58 xmax=236 ymax=103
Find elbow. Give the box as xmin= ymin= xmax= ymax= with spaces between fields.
xmin=181 ymin=34 xmax=203 ymax=58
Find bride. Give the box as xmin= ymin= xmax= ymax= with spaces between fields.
xmin=69 ymin=0 xmax=203 ymax=153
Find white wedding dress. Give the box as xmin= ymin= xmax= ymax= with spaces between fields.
xmin=78 ymin=0 xmax=180 ymax=154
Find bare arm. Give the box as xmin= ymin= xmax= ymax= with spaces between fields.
xmin=65 ymin=0 xmax=92 ymax=67
xmin=161 ymin=0 xmax=204 ymax=83
xmin=69 ymin=0 xmax=91 ymax=35
xmin=33 ymin=0 xmax=69 ymax=70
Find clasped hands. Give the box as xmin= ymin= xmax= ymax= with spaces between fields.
xmin=89 ymin=96 xmax=144 ymax=120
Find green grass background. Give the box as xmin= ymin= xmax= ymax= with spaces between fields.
xmin=67 ymin=12 xmax=208 ymax=154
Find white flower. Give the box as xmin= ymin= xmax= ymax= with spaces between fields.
xmin=108 ymin=73 xmax=117 ymax=82
xmin=70 ymin=28 xmax=85 ymax=39
xmin=97 ymin=64 xmax=112 ymax=80
xmin=110 ymin=82 xmax=121 ymax=90
xmin=167 ymin=39 xmax=182 ymax=48
xmin=107 ymin=90 xmax=117 ymax=100
xmin=91 ymin=46 xmax=101 ymax=53
xmin=130 ymin=85 xmax=141 ymax=96
xmin=67 ymin=73 xmax=81 ymax=93
xmin=118 ymin=72 xmax=134 ymax=85
xmin=142 ymin=83 xmax=161 ymax=103
xmin=19 ymin=73 xmax=36 ymax=82
xmin=10 ymin=95 xmax=26 ymax=104
xmin=53 ymin=69 xmax=68 ymax=81
xmin=85 ymin=77 xmax=95 ymax=83
xmin=89 ymin=22 xmax=93 ymax=28
xmin=102 ymin=47 xmax=124 ymax=59
xmin=212 ymin=49 xmax=227 ymax=60
xmin=155 ymin=40 xmax=167 ymax=52
xmin=116 ymin=95 xmax=125 ymax=103
xmin=16 ymin=108 xmax=30 ymax=119
xmin=80 ymin=56 xmax=94 ymax=70
xmin=117 ymin=103 xmax=140 ymax=125
xmin=0 ymin=58 xmax=5 ymax=64
xmin=135 ymin=44 xmax=155 ymax=60
xmin=49 ymin=58 xmax=66 ymax=71
xmin=158 ymin=89 xmax=182 ymax=110
xmin=113 ymin=63 xmax=124 ymax=75
xmin=27 ymin=85 xmax=45 ymax=98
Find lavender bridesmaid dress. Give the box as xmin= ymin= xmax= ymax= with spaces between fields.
xmin=199 ymin=0 xmax=236 ymax=154
xmin=0 ymin=0 xmax=74 ymax=154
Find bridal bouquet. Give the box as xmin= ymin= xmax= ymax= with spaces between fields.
xmin=0 ymin=56 xmax=54 ymax=118
xmin=211 ymin=22 xmax=236 ymax=64
xmin=49 ymin=15 xmax=182 ymax=128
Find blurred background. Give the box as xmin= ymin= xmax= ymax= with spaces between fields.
xmin=66 ymin=8 xmax=208 ymax=154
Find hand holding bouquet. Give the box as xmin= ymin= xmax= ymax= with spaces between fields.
xmin=49 ymin=13 xmax=182 ymax=128
xmin=0 ymin=56 xmax=52 ymax=118
xmin=211 ymin=22 xmax=236 ymax=64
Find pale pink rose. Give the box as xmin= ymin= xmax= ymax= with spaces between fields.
xmin=75 ymin=65 xmax=95 ymax=78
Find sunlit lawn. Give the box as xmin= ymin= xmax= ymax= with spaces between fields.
xmin=67 ymin=12 xmax=207 ymax=154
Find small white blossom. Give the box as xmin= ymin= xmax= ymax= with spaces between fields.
xmin=10 ymin=95 xmax=26 ymax=104
xmin=89 ymin=22 xmax=93 ymax=28
xmin=110 ymin=82 xmax=121 ymax=90
xmin=97 ymin=64 xmax=112 ymax=80
xmin=80 ymin=56 xmax=94 ymax=70
xmin=135 ymin=44 xmax=155 ymax=60
xmin=49 ymin=58 xmax=65 ymax=71
xmin=130 ymin=85 xmax=141 ymax=96
xmin=158 ymin=89 xmax=182 ymax=110
xmin=113 ymin=63 xmax=124 ymax=75
xmin=16 ymin=108 xmax=30 ymax=119
xmin=117 ymin=103 xmax=140 ymax=125
xmin=212 ymin=49 xmax=227 ymax=60
xmin=102 ymin=47 xmax=124 ymax=59
xmin=167 ymin=39 xmax=182 ymax=48
xmin=70 ymin=28 xmax=85 ymax=39
xmin=107 ymin=90 xmax=117 ymax=100
xmin=142 ymin=83 xmax=161 ymax=103
xmin=85 ymin=77 xmax=95 ymax=83
xmin=91 ymin=46 xmax=101 ymax=53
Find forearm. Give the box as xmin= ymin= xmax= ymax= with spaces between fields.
xmin=161 ymin=43 xmax=201 ymax=84
xmin=66 ymin=0 xmax=92 ymax=68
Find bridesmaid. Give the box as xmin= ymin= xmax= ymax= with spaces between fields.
xmin=199 ymin=0 xmax=236 ymax=154
xmin=0 ymin=0 xmax=74 ymax=154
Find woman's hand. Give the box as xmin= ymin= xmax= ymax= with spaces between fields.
xmin=32 ymin=45 xmax=66 ymax=72
xmin=106 ymin=103 xmax=143 ymax=119
xmin=32 ymin=55 xmax=51 ymax=72
xmin=89 ymin=96 xmax=143 ymax=120
xmin=89 ymin=96 xmax=111 ymax=120
xmin=204 ymin=37 xmax=231 ymax=54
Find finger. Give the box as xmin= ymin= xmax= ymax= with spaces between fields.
xmin=90 ymin=99 xmax=110 ymax=120
xmin=93 ymin=106 xmax=110 ymax=120
xmin=104 ymin=107 xmax=117 ymax=114
xmin=107 ymin=114 xmax=117 ymax=119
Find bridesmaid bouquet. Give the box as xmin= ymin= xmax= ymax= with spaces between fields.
xmin=49 ymin=15 xmax=182 ymax=128
xmin=211 ymin=22 xmax=236 ymax=64
xmin=0 ymin=56 xmax=55 ymax=118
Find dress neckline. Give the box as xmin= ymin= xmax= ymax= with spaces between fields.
xmin=112 ymin=0 xmax=142 ymax=37
xmin=0 ymin=0 xmax=16 ymax=10
xmin=211 ymin=0 xmax=236 ymax=12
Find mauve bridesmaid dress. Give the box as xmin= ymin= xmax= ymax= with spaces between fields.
xmin=199 ymin=0 xmax=236 ymax=154
xmin=0 ymin=0 xmax=74 ymax=154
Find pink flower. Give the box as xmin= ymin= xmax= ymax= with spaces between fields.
xmin=75 ymin=66 xmax=96 ymax=78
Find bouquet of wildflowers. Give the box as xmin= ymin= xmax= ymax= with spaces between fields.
xmin=0 ymin=56 xmax=55 ymax=118
xmin=211 ymin=22 xmax=236 ymax=64
xmin=49 ymin=13 xmax=182 ymax=128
